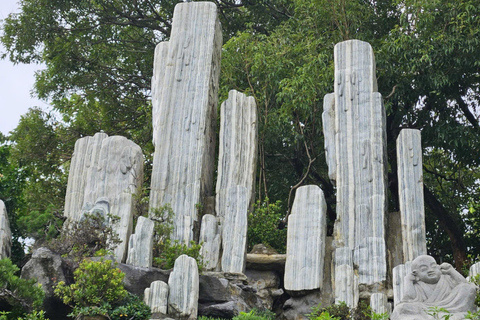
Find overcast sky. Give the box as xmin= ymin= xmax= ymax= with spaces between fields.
xmin=0 ymin=0 xmax=50 ymax=136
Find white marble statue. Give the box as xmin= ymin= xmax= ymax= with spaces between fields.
xmin=391 ymin=255 xmax=477 ymax=320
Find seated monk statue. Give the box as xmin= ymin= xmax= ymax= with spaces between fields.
xmin=392 ymin=255 xmax=477 ymax=320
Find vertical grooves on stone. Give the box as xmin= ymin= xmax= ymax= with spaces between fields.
xmin=0 ymin=200 xmax=11 ymax=259
xmin=397 ymin=129 xmax=426 ymax=262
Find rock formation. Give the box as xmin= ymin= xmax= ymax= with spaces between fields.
xmin=144 ymin=280 xmax=169 ymax=316
xmin=221 ymin=186 xmax=248 ymax=273
xmin=0 ymin=200 xmax=11 ymax=259
xmin=168 ymin=255 xmax=199 ymax=320
xmin=397 ymin=129 xmax=426 ymax=262
xmin=63 ymin=132 xmax=144 ymax=262
xmin=322 ymin=39 xmax=388 ymax=305
xmin=284 ymin=185 xmax=327 ymax=292
xmin=334 ymin=247 xmax=358 ymax=307
xmin=199 ymin=214 xmax=221 ymax=270
xmin=149 ymin=2 xmax=222 ymax=245
xmin=126 ymin=216 xmax=155 ymax=268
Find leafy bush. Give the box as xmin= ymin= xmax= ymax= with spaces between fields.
xmin=0 ymin=258 xmax=44 ymax=318
xmin=150 ymin=204 xmax=204 ymax=270
xmin=233 ymin=309 xmax=276 ymax=320
xmin=307 ymin=302 xmax=386 ymax=320
xmin=54 ymin=259 xmax=127 ymax=318
xmin=109 ymin=293 xmax=151 ymax=320
xmin=247 ymin=199 xmax=287 ymax=253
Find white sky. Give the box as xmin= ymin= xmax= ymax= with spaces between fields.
xmin=0 ymin=0 xmax=50 ymax=136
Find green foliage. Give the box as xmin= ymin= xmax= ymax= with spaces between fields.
xmin=150 ymin=204 xmax=204 ymax=271
xmin=427 ymin=307 xmax=452 ymax=320
xmin=247 ymin=199 xmax=287 ymax=253
xmin=17 ymin=311 xmax=49 ymax=320
xmin=0 ymin=258 xmax=44 ymax=318
xmin=233 ymin=309 xmax=276 ymax=320
xmin=307 ymin=302 xmax=385 ymax=320
xmin=198 ymin=317 xmax=228 ymax=320
xmin=54 ymin=259 xmax=127 ymax=318
xmin=109 ymin=293 xmax=151 ymax=320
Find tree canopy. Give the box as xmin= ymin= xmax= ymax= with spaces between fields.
xmin=1 ymin=0 xmax=480 ymax=268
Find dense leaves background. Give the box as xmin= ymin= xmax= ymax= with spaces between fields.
xmin=1 ymin=0 xmax=480 ymax=268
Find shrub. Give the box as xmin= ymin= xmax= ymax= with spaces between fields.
xmin=109 ymin=293 xmax=151 ymax=320
xmin=247 ymin=199 xmax=287 ymax=253
xmin=0 ymin=258 xmax=44 ymax=318
xmin=307 ymin=302 xmax=386 ymax=320
xmin=54 ymin=259 xmax=127 ymax=318
xmin=233 ymin=309 xmax=276 ymax=320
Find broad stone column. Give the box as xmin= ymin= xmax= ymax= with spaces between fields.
xmin=221 ymin=186 xmax=248 ymax=273
xmin=284 ymin=185 xmax=327 ymax=292
xmin=126 ymin=216 xmax=155 ymax=268
xmin=370 ymin=293 xmax=389 ymax=315
xmin=64 ymin=132 xmax=144 ymax=262
xmin=149 ymin=2 xmax=222 ymax=245
xmin=199 ymin=214 xmax=221 ymax=270
xmin=0 ymin=200 xmax=11 ymax=259
xmin=144 ymin=280 xmax=169 ymax=316
xmin=334 ymin=247 xmax=358 ymax=307
xmin=397 ymin=129 xmax=426 ymax=262
xmin=168 ymin=255 xmax=199 ymax=320
xmin=322 ymin=40 xmax=388 ymax=286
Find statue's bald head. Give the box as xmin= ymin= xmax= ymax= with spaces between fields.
xmin=412 ymin=255 xmax=437 ymax=271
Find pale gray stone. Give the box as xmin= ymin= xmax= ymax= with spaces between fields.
xmin=392 ymin=262 xmax=411 ymax=307
xmin=323 ymin=40 xmax=388 ymax=291
xmin=64 ymin=132 xmax=144 ymax=262
xmin=221 ymin=186 xmax=248 ymax=273
xmin=149 ymin=2 xmax=222 ymax=245
xmin=391 ymin=255 xmax=477 ymax=320
xmin=334 ymin=247 xmax=358 ymax=307
xmin=216 ymin=89 xmax=257 ymax=219
xmin=0 ymin=200 xmax=11 ymax=259
xmin=397 ymin=129 xmax=427 ymax=262
xmin=370 ymin=293 xmax=389 ymax=315
xmin=168 ymin=255 xmax=199 ymax=320
xmin=144 ymin=280 xmax=169 ymax=315
xmin=126 ymin=216 xmax=155 ymax=268
xmin=245 ymin=269 xmax=281 ymax=310
xmin=199 ymin=214 xmax=221 ymax=271
xmin=284 ymin=185 xmax=327 ymax=292
xmin=469 ymin=261 xmax=480 ymax=280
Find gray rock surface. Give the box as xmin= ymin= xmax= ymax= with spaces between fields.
xmin=334 ymin=247 xmax=358 ymax=307
xmin=149 ymin=2 xmax=222 ymax=244
xmin=199 ymin=214 xmax=221 ymax=271
xmin=64 ymin=132 xmax=144 ymax=262
xmin=282 ymin=291 xmax=322 ymax=320
xmin=221 ymin=186 xmax=248 ymax=273
xmin=322 ymin=40 xmax=388 ymax=297
xmin=144 ymin=280 xmax=169 ymax=316
xmin=245 ymin=270 xmax=282 ymax=310
xmin=391 ymin=255 xmax=477 ymax=320
xmin=117 ymin=263 xmax=170 ymax=297
xmin=370 ymin=293 xmax=389 ymax=315
xmin=168 ymin=255 xmax=199 ymax=320
xmin=126 ymin=216 xmax=155 ymax=268
xmin=392 ymin=262 xmax=411 ymax=307
xmin=284 ymin=185 xmax=327 ymax=292
xmin=0 ymin=200 xmax=11 ymax=259
xmin=397 ymin=129 xmax=427 ymax=262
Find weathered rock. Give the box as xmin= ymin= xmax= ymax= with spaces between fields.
xmin=391 ymin=255 xmax=477 ymax=320
xmin=246 ymin=254 xmax=286 ymax=272
xmin=199 ymin=214 xmax=221 ymax=271
xmin=21 ymin=248 xmax=70 ymax=319
xmin=144 ymin=280 xmax=169 ymax=316
xmin=64 ymin=132 xmax=144 ymax=262
xmin=0 ymin=200 xmax=11 ymax=259
xmin=221 ymin=186 xmax=248 ymax=273
xmin=370 ymin=293 xmax=389 ymax=315
xmin=117 ymin=263 xmax=170 ymax=297
xmin=284 ymin=185 xmax=327 ymax=292
xmin=149 ymin=2 xmax=222 ymax=244
xmin=354 ymin=237 xmax=386 ymax=285
xmin=282 ymin=291 xmax=322 ymax=320
xmin=392 ymin=262 xmax=411 ymax=307
xmin=322 ymin=40 xmax=388 ymax=286
xmin=245 ymin=270 xmax=282 ymax=310
xmin=168 ymin=255 xmax=199 ymax=320
xmin=126 ymin=216 xmax=155 ymax=268
xmin=216 ymin=89 xmax=257 ymax=220
xmin=397 ymin=129 xmax=426 ymax=262
xmin=334 ymin=247 xmax=358 ymax=307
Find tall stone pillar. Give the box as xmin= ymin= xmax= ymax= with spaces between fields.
xmin=149 ymin=2 xmax=222 ymax=245
xmin=397 ymin=129 xmax=426 ymax=262
xmin=0 ymin=200 xmax=11 ymax=259
xmin=322 ymin=40 xmax=388 ymax=287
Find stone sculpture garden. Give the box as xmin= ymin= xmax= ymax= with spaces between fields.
xmin=0 ymin=2 xmax=479 ymax=320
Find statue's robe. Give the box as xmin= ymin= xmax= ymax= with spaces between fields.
xmin=392 ymin=275 xmax=477 ymax=320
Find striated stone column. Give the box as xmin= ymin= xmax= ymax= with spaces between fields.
xmin=149 ymin=2 xmax=222 ymax=245
xmin=397 ymin=129 xmax=426 ymax=262
xmin=0 ymin=200 xmax=11 ymax=259
xmin=64 ymin=132 xmax=144 ymax=262
xmin=168 ymin=255 xmax=199 ymax=320
xmin=126 ymin=216 xmax=155 ymax=268
xmin=322 ymin=40 xmax=388 ymax=286
xmin=144 ymin=280 xmax=169 ymax=315
xmin=392 ymin=262 xmax=412 ymax=307
xmin=469 ymin=262 xmax=480 ymax=280
xmin=354 ymin=237 xmax=386 ymax=285
xmin=334 ymin=247 xmax=358 ymax=307
xmin=370 ymin=293 xmax=389 ymax=315
xmin=221 ymin=186 xmax=248 ymax=273
xmin=284 ymin=185 xmax=327 ymax=292
xmin=199 ymin=214 xmax=221 ymax=271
